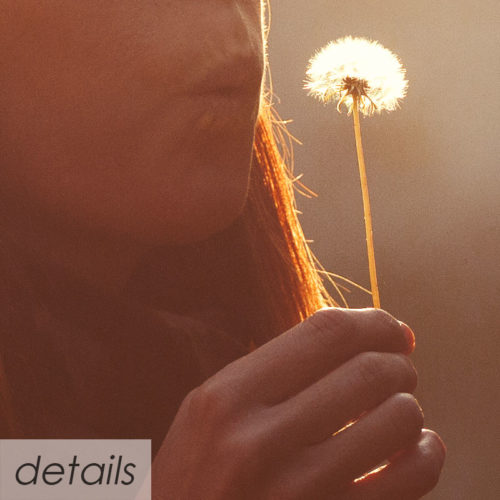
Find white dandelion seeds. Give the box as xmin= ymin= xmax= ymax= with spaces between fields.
xmin=305 ymin=36 xmax=408 ymax=116
xmin=304 ymin=36 xmax=409 ymax=308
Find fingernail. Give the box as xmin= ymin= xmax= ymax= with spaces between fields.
xmin=399 ymin=321 xmax=416 ymax=354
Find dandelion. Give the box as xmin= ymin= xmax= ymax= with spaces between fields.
xmin=305 ymin=36 xmax=409 ymax=308
xmin=305 ymin=36 xmax=408 ymax=116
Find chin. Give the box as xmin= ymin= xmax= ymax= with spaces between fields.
xmin=174 ymin=204 xmax=246 ymax=245
xmin=166 ymin=190 xmax=249 ymax=245
xmin=123 ymin=171 xmax=250 ymax=248
xmin=144 ymin=134 xmax=254 ymax=246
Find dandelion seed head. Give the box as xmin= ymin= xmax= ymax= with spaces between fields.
xmin=305 ymin=36 xmax=408 ymax=116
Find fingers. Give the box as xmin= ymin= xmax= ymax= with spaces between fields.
xmin=267 ymin=352 xmax=418 ymax=448
xmin=263 ymin=393 xmax=424 ymax=498
xmin=217 ymin=308 xmax=415 ymax=406
xmin=338 ymin=429 xmax=446 ymax=500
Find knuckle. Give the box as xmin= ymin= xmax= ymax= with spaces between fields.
xmin=218 ymin=422 xmax=270 ymax=483
xmin=367 ymin=307 xmax=398 ymax=329
xmin=190 ymin=377 xmax=235 ymax=421
xmin=308 ymin=307 xmax=354 ymax=347
xmin=355 ymin=351 xmax=387 ymax=389
xmin=392 ymin=354 xmax=418 ymax=392
xmin=387 ymin=393 xmax=424 ymax=436
xmin=365 ymin=308 xmax=404 ymax=343
xmin=220 ymin=429 xmax=260 ymax=466
xmin=189 ymin=393 xmax=271 ymax=481
xmin=355 ymin=352 xmax=418 ymax=394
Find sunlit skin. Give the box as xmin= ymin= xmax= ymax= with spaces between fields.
xmin=0 ymin=0 xmax=264 ymax=292
xmin=0 ymin=2 xmax=445 ymax=498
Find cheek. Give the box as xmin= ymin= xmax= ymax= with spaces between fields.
xmin=0 ymin=1 xmax=264 ymax=244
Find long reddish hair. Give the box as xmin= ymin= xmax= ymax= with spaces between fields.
xmin=239 ymin=105 xmax=337 ymax=348
xmin=237 ymin=1 xmax=338 ymax=346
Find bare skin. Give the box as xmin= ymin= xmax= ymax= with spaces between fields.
xmin=0 ymin=0 xmax=263 ymax=293
xmin=152 ymin=308 xmax=446 ymax=499
xmin=0 ymin=1 xmax=445 ymax=498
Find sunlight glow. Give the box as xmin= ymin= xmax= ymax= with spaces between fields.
xmin=305 ymin=36 xmax=408 ymax=116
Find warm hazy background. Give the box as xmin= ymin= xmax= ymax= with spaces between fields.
xmin=268 ymin=1 xmax=499 ymax=498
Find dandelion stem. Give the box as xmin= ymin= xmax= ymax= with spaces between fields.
xmin=352 ymin=96 xmax=381 ymax=308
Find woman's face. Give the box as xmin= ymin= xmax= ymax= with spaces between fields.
xmin=0 ymin=1 xmax=264 ymax=244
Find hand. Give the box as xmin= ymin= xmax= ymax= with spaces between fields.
xmin=151 ymin=308 xmax=446 ymax=499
